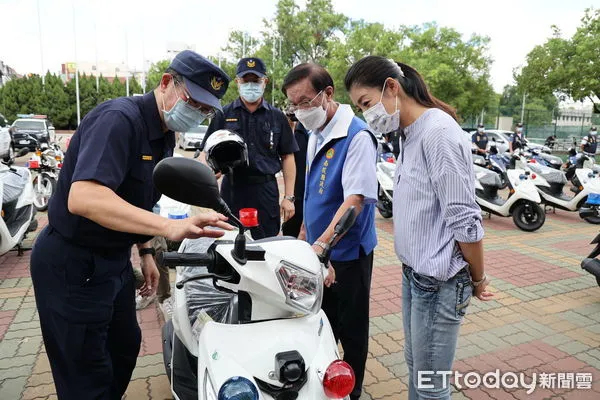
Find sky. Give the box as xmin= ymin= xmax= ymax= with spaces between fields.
xmin=0 ymin=0 xmax=596 ymax=93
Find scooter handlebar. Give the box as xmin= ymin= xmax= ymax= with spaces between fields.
xmin=158 ymin=252 xmax=215 ymax=268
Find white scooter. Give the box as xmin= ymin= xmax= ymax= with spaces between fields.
xmin=514 ymin=152 xmax=600 ymax=224
xmin=154 ymin=157 xmax=356 ymax=400
xmin=473 ymin=150 xmax=545 ymax=231
xmin=376 ymin=140 xmax=395 ymax=219
xmin=0 ymin=149 xmax=38 ymax=256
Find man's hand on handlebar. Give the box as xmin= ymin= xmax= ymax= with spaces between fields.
xmin=165 ymin=211 xmax=233 ymax=242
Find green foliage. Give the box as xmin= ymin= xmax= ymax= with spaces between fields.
xmin=516 ymin=8 xmax=600 ymax=103
xmin=218 ymin=0 xmax=496 ymax=122
xmin=0 ymin=72 xmax=147 ymax=129
xmin=145 ymin=60 xmax=171 ymax=91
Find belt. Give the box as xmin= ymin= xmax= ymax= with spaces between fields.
xmin=235 ymin=174 xmax=276 ymax=184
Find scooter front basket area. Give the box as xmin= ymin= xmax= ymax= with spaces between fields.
xmin=179 ymin=237 xmax=238 ymax=327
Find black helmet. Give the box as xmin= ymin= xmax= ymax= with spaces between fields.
xmin=568 ymin=147 xmax=577 ymax=157
xmin=203 ymin=129 xmax=249 ymax=173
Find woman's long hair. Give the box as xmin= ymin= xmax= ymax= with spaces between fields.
xmin=344 ymin=56 xmax=457 ymax=121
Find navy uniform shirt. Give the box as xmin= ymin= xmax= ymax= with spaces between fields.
xmin=204 ymin=98 xmax=298 ymax=176
xmin=471 ymin=131 xmax=488 ymax=151
xmin=48 ymin=92 xmax=175 ymax=249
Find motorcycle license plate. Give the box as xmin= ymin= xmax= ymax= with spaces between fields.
xmin=587 ymin=193 xmax=600 ymax=205
xmin=19 ymin=140 xmax=29 ymax=144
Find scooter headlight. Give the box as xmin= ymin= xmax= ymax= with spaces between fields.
xmin=276 ymin=260 xmax=323 ymax=314
xmin=218 ymin=376 xmax=259 ymax=400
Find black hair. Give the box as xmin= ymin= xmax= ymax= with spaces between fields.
xmin=281 ymin=63 xmax=334 ymax=96
xmin=344 ymin=56 xmax=457 ymax=121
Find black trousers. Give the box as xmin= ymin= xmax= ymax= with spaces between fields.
xmin=30 ymin=226 xmax=141 ymax=400
xmin=322 ymin=249 xmax=374 ymax=400
xmin=282 ymin=207 xmax=303 ymax=238
xmin=221 ymin=175 xmax=280 ymax=239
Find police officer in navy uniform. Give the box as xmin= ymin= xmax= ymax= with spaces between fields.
xmin=509 ymin=122 xmax=525 ymax=153
xmin=282 ymin=113 xmax=309 ymax=237
xmin=202 ymin=57 xmax=298 ymax=239
xmin=30 ymin=51 xmax=232 ymax=400
xmin=581 ymin=126 xmax=598 ymax=158
xmin=472 ymin=124 xmax=488 ymax=155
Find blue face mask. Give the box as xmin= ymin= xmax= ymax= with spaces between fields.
xmin=239 ymin=82 xmax=265 ymax=103
xmin=162 ymin=89 xmax=208 ymax=133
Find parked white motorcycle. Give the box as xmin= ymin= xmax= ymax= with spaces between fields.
xmin=473 ymin=151 xmax=545 ymax=231
xmin=154 ymin=157 xmax=356 ymax=400
xmin=0 ymin=149 xmax=38 ymax=256
xmin=27 ymin=140 xmax=64 ymax=211
xmin=514 ymin=152 xmax=600 ymax=224
xmin=376 ymin=139 xmax=395 ymax=219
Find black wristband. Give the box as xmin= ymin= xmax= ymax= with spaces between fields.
xmin=139 ymin=248 xmax=156 ymax=257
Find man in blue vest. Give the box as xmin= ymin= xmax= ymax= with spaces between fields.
xmin=282 ymin=63 xmax=377 ymax=400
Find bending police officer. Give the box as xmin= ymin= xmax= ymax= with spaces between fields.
xmin=30 ymin=51 xmax=232 ymax=400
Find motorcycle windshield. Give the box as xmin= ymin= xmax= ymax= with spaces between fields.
xmin=179 ymin=237 xmax=237 ymax=327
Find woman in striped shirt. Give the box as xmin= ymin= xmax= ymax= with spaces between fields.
xmin=345 ymin=56 xmax=494 ymax=400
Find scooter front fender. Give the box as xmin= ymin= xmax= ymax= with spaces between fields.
xmin=196 ymin=311 xmax=344 ymax=399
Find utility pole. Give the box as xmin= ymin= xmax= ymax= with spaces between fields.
xmin=36 ymin=0 xmax=45 ymax=86
xmin=520 ymin=92 xmax=527 ymax=123
xmin=72 ymin=1 xmax=81 ymax=126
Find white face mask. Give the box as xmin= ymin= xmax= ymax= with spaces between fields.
xmin=516 ymin=127 xmax=523 ymax=134
xmin=294 ymin=92 xmax=328 ymax=131
xmin=363 ymin=80 xmax=399 ymax=134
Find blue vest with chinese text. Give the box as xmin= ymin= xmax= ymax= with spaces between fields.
xmin=304 ymin=117 xmax=377 ymax=262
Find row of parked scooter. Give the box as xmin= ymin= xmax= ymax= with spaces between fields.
xmin=0 ymin=135 xmax=64 ymax=258
xmin=375 ymin=137 xmax=600 ymax=232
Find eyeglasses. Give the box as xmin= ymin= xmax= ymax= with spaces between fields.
xmin=286 ymin=90 xmax=324 ymax=114
xmin=175 ymin=82 xmax=216 ymax=118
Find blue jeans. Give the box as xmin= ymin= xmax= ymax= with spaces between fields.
xmin=402 ymin=265 xmax=473 ymax=400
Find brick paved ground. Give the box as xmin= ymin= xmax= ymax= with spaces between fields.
xmin=1 ymin=169 xmax=600 ymax=398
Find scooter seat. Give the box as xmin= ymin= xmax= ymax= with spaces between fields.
xmin=528 ymin=163 xmax=567 ymax=184
xmin=0 ymin=169 xmax=28 ymax=204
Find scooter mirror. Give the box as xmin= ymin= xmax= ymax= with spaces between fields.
xmin=334 ymin=206 xmax=357 ymax=236
xmin=153 ymin=157 xmax=228 ymax=214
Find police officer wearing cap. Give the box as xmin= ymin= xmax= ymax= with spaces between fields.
xmin=581 ymin=126 xmax=598 ymax=158
xmin=30 ymin=51 xmax=232 ymax=399
xmin=203 ymin=57 xmax=298 ymax=239
xmin=472 ymin=124 xmax=488 ymax=155
xmin=509 ymin=122 xmax=525 ymax=153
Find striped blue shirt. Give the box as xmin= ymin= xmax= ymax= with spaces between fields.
xmin=393 ymin=108 xmax=484 ymax=281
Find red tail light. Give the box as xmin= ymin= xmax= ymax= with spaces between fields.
xmin=386 ymin=157 xmax=395 ymax=163
xmin=323 ymin=360 xmax=355 ymax=399
xmin=57 ymin=163 xmax=63 ymax=169
xmin=531 ymin=174 xmax=536 ymax=179
xmin=28 ymin=160 xmax=40 ymax=169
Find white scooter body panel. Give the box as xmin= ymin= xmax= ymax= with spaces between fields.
xmin=376 ymin=162 xmax=395 ymax=193
xmin=475 ymin=168 xmax=541 ymax=217
xmin=0 ymin=166 xmax=36 ymax=255
xmin=195 ymin=312 xmax=342 ymax=399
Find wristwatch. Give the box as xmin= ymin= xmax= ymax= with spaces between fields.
xmin=139 ymin=248 xmax=156 ymax=257
xmin=284 ymin=195 xmax=295 ymax=202
xmin=313 ymin=240 xmax=330 ymax=252
xmin=471 ymin=274 xmax=487 ymax=287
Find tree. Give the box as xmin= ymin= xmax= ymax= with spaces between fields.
xmin=145 ymin=60 xmax=171 ymax=90
xmin=516 ymin=8 xmax=600 ymax=103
